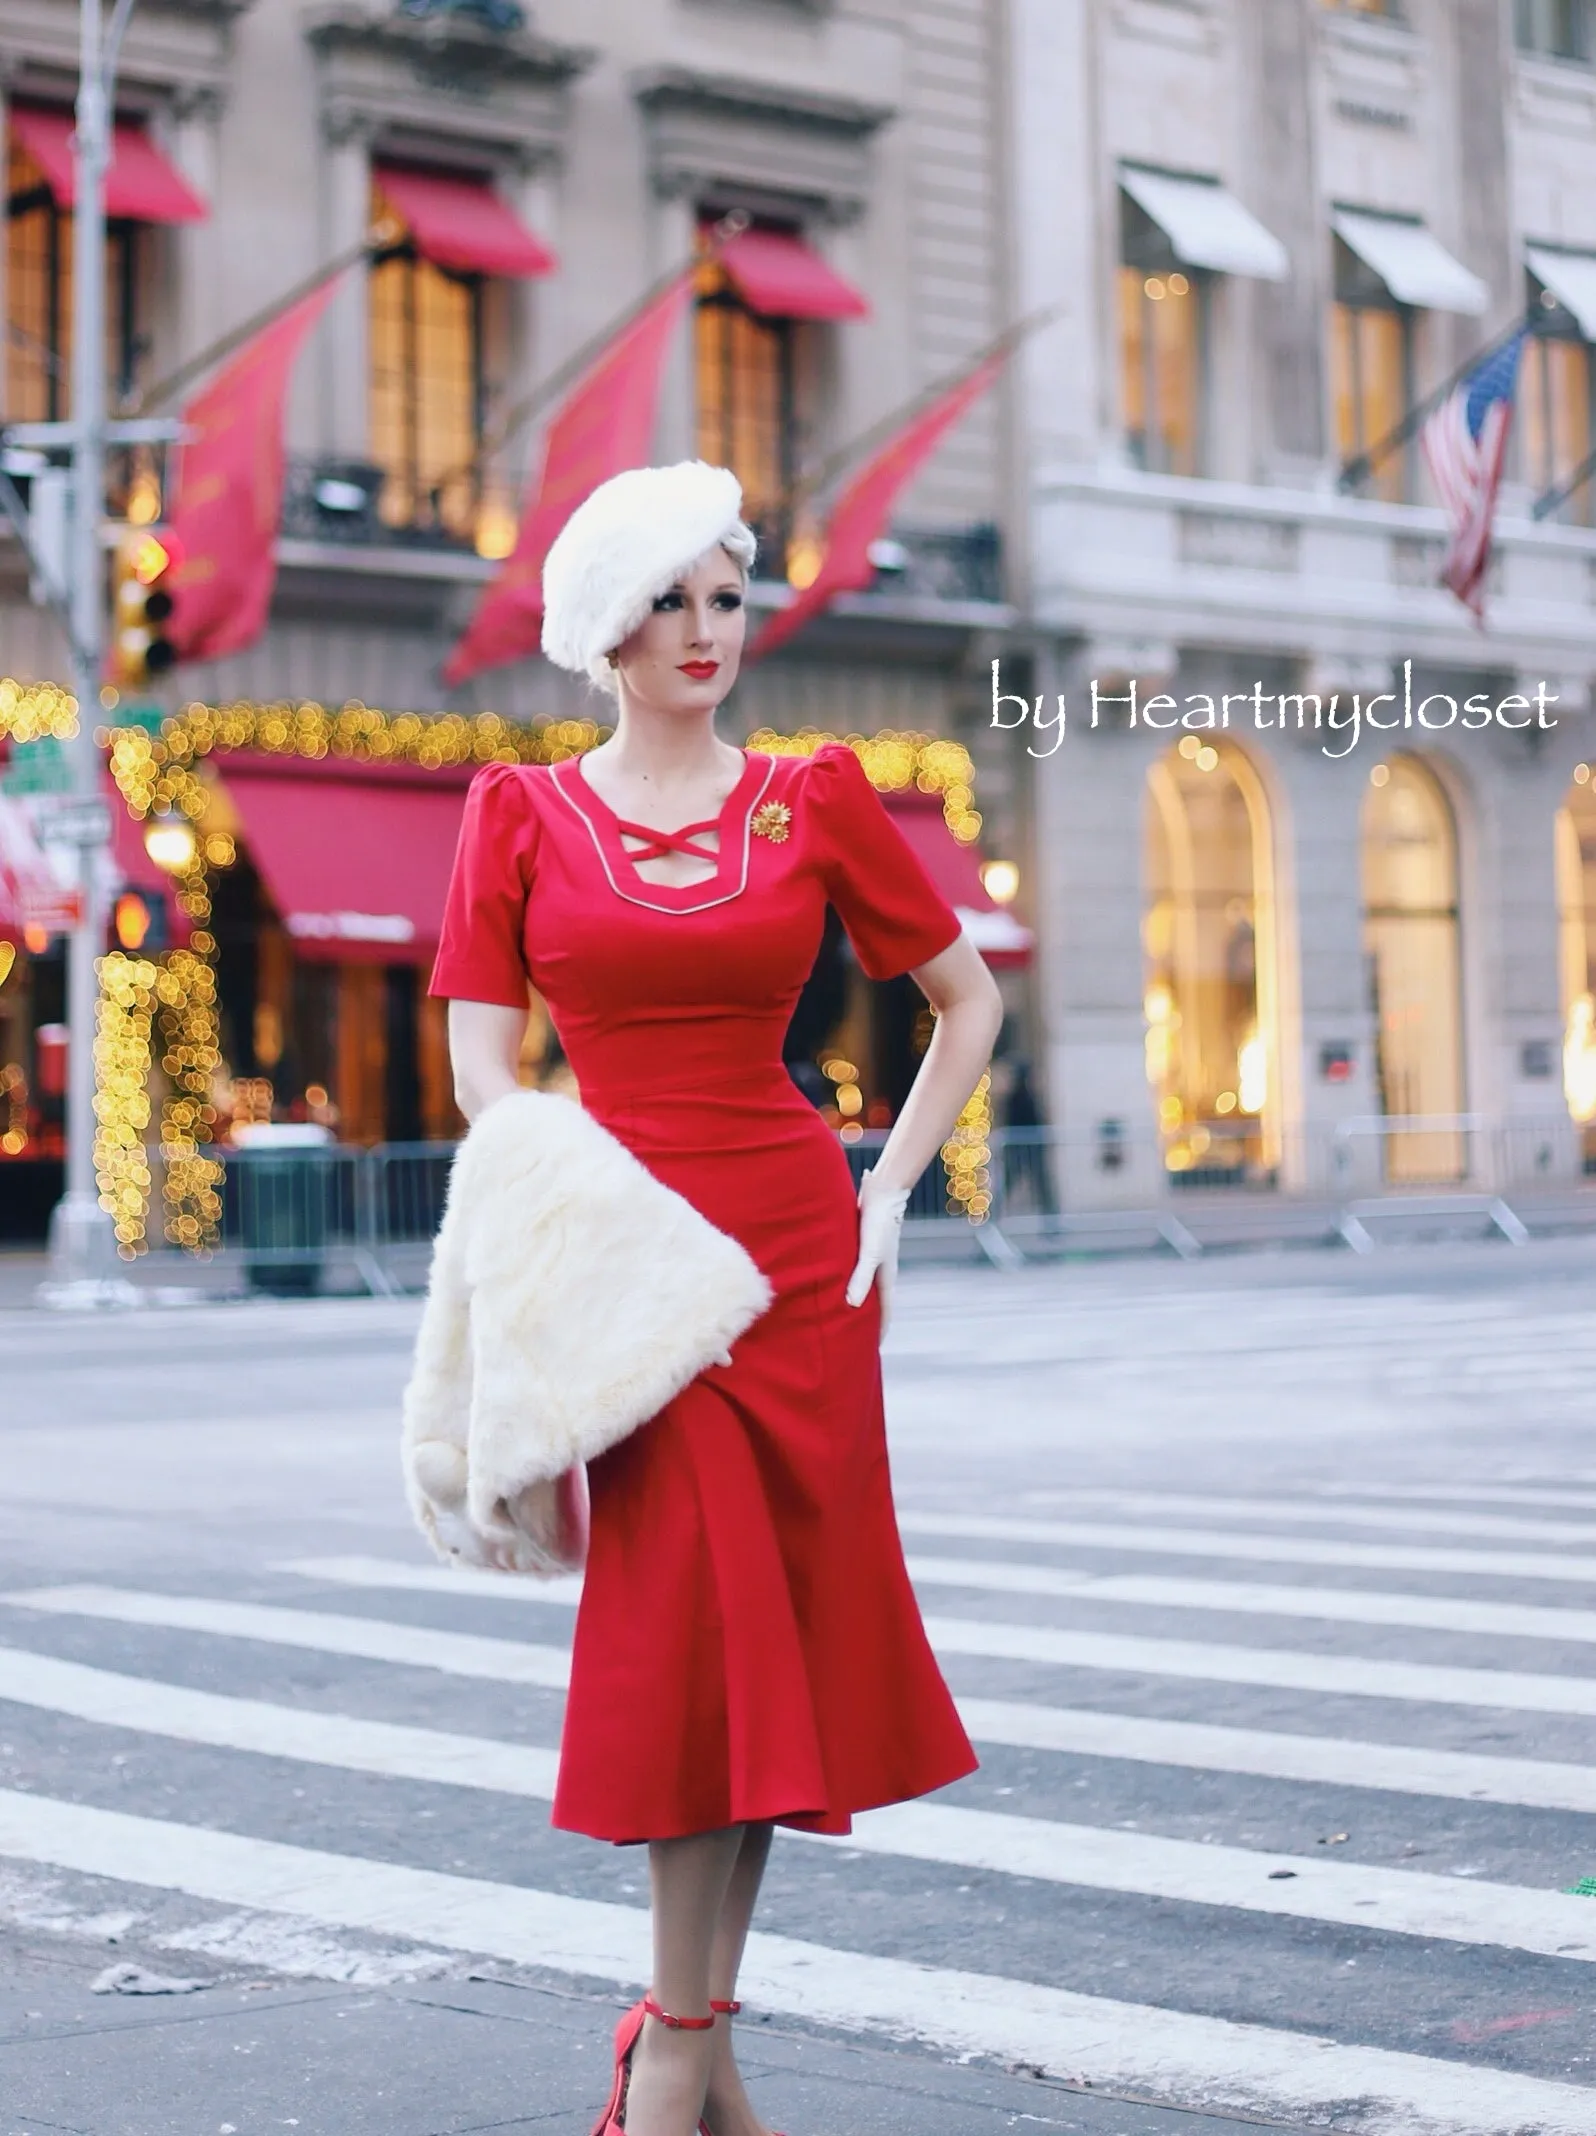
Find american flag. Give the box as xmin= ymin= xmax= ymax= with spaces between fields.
xmin=1420 ymin=330 xmax=1525 ymax=620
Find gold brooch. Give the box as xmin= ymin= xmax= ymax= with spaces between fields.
xmin=750 ymin=800 xmax=793 ymax=843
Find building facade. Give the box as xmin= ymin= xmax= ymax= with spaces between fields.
xmin=0 ymin=0 xmax=1027 ymax=1238
xmin=1008 ymin=0 xmax=1596 ymax=1211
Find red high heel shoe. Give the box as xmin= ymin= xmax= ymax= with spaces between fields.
xmin=591 ymin=1995 xmax=715 ymax=2135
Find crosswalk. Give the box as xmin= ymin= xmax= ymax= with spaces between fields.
xmin=3 ymin=1487 xmax=1596 ymax=2132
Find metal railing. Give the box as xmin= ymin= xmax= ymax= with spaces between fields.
xmin=158 ymin=1110 xmax=1596 ymax=1293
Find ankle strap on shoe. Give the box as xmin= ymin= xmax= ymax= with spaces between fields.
xmin=709 ymin=1999 xmax=741 ymax=2015
xmin=642 ymin=1996 xmax=714 ymax=2031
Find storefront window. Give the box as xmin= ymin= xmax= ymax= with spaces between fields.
xmin=1144 ymin=739 xmax=1278 ymax=1182
xmin=1523 ymin=287 xmax=1594 ymax=522
xmin=369 ymin=178 xmax=501 ymax=541
xmin=694 ymin=243 xmax=805 ymax=568
xmin=1361 ymin=757 xmax=1466 ymax=1182
xmin=1330 ymin=297 xmax=1410 ymax=504
xmin=5 ymin=132 xmax=142 ymax=419
xmin=1516 ymin=0 xmax=1593 ymax=60
xmin=1556 ymin=766 xmax=1596 ymax=1159
xmin=1117 ymin=188 xmax=1205 ymax=477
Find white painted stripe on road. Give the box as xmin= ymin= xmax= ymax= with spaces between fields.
xmin=283 ymin=1557 xmax=584 ymax=1608
xmin=1048 ymin=1491 xmax=1596 ymax=1546
xmin=923 ymin=1614 xmax=1596 ymax=1717
xmin=290 ymin=1549 xmax=1596 ymax=1651
xmin=898 ymin=1511 xmax=1596 ymax=1586
xmin=952 ymin=1699 xmax=1596 ymax=1816
xmin=904 ymin=1556 xmax=1596 ymax=1645
xmin=275 ymin=1563 xmax=1596 ymax=1725
xmin=0 ymin=1643 xmax=560 ymax=1796
xmin=850 ymin=1801 xmax=1596 ymax=1962
xmin=21 ymin=1581 xmax=1596 ymax=1722
xmin=1 ymin=1587 xmax=572 ymax=1690
xmin=3 ymin=1644 xmax=1591 ymax=1965
xmin=0 ymin=1789 xmax=1590 ymax=2136
xmin=9 ymin=1626 xmax=1596 ymax=1824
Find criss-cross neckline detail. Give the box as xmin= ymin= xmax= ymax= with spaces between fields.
xmin=552 ymin=751 xmax=778 ymax=915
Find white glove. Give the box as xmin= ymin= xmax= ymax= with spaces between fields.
xmin=845 ymin=1168 xmax=910 ymax=1329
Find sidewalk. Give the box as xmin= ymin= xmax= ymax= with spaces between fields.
xmin=0 ymin=1951 xmax=1277 ymax=2136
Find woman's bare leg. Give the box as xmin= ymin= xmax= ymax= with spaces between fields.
xmin=621 ymin=1825 xmax=746 ymax=2136
xmin=702 ymin=1822 xmax=776 ymax=2136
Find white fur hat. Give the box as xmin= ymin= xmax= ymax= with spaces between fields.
xmin=540 ymin=461 xmax=758 ymax=692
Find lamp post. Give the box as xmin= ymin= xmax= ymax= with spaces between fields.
xmin=44 ymin=0 xmax=139 ymax=1295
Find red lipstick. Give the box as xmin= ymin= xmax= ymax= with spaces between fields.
xmin=678 ymin=660 xmax=719 ymax=680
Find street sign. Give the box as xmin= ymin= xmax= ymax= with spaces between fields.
xmin=34 ymin=796 xmax=113 ymax=848
xmin=0 ymin=736 xmax=74 ymax=796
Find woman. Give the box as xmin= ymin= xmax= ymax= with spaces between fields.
xmin=430 ymin=461 xmax=1002 ymax=2136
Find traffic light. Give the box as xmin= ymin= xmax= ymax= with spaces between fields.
xmin=111 ymin=530 xmax=182 ymax=688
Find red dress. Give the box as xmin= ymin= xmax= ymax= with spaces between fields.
xmin=429 ymin=742 xmax=979 ymax=1842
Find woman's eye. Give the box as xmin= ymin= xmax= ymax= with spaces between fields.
xmin=712 ymin=592 xmax=744 ymax=611
xmin=652 ymin=591 xmax=685 ymax=612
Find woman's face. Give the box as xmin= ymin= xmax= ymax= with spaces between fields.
xmin=610 ymin=545 xmax=747 ymax=716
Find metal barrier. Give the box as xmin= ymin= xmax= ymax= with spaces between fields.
xmin=178 ymin=1109 xmax=1596 ymax=1292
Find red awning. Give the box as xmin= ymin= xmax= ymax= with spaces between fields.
xmin=716 ymin=227 xmax=869 ymax=321
xmin=9 ymin=106 xmax=208 ymax=224
xmin=884 ymin=789 xmax=1033 ymax=969
xmin=375 ymin=163 xmax=557 ymax=279
xmin=220 ymin=757 xmax=474 ymax=965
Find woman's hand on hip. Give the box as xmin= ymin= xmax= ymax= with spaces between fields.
xmin=845 ymin=1167 xmax=911 ymax=1329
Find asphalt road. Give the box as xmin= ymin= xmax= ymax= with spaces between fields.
xmin=4 ymin=1235 xmax=1596 ymax=2136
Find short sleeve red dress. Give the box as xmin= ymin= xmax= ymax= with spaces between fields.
xmin=430 ymin=743 xmax=978 ymax=1842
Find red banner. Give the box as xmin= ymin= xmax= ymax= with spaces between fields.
xmin=748 ymin=353 xmax=1005 ymax=662
xmin=443 ymin=273 xmax=694 ymax=686
xmin=167 ymin=277 xmax=343 ymax=665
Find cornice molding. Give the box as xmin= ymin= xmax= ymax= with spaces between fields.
xmin=631 ymin=65 xmax=893 ymax=224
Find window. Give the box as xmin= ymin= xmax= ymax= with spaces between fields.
xmin=1143 ymin=741 xmax=1280 ymax=1184
xmin=1329 ymin=238 xmax=1412 ymax=503
xmin=1325 ymin=0 xmax=1403 ymax=15
xmin=1523 ymin=279 xmax=1594 ymax=521
xmin=1516 ymin=0 xmax=1593 ymax=60
xmin=694 ymin=241 xmax=807 ymax=569
xmin=5 ymin=130 xmax=142 ymax=420
xmin=368 ymin=178 xmax=503 ymax=542
xmin=1361 ymin=757 xmax=1465 ymax=1183
xmin=1118 ymin=194 xmax=1206 ymax=476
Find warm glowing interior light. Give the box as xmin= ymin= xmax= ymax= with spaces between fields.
xmin=981 ymin=858 xmax=1020 ymax=905
xmin=126 ymin=471 xmax=162 ymax=526
xmin=1237 ymin=1031 xmax=1268 ymax=1116
xmin=1168 ymin=272 xmax=1189 ymax=296
xmin=822 ymin=1058 xmax=859 ymax=1083
xmin=1566 ymin=994 xmax=1596 ymax=1123
xmin=786 ymin=535 xmax=825 ymax=590
xmin=144 ymin=819 xmax=198 ymax=872
xmin=475 ymin=501 xmax=518 ymax=562
xmin=1214 ymin=1089 xmax=1237 ymax=1115
xmin=1144 ymin=276 xmax=1166 ymax=300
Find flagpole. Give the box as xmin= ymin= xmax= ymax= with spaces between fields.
xmin=129 ymin=243 xmax=369 ymax=415
xmin=789 ymin=305 xmax=1060 ymax=507
xmin=435 ymin=211 xmax=752 ymax=498
xmin=1532 ymin=444 xmax=1596 ymax=522
xmin=1336 ymin=310 xmax=1535 ymax=495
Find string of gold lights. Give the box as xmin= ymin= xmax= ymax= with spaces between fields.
xmin=94 ymin=955 xmax=158 ymax=1251
xmin=2 ymin=683 xmax=995 ymax=1251
xmin=941 ymin=1070 xmax=994 ymax=1224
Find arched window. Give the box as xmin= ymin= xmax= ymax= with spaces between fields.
xmin=1556 ymin=764 xmax=1596 ymax=1158
xmin=1361 ymin=756 xmax=1465 ymax=1181
xmin=1144 ymin=740 xmax=1279 ymax=1182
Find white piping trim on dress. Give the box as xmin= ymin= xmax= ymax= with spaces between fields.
xmin=549 ymin=755 xmax=778 ymax=917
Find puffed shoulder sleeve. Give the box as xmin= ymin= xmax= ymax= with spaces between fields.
xmin=428 ymin=763 xmax=539 ymax=1007
xmin=809 ymin=743 xmax=963 ymax=981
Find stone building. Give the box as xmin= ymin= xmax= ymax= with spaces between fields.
xmin=1007 ymin=0 xmax=1596 ymax=1213
xmin=0 ymin=0 xmax=1027 ymax=1227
